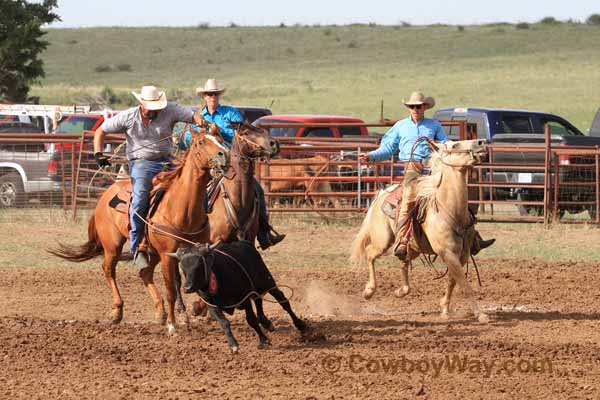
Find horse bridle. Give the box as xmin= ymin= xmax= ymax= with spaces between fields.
xmin=410 ymin=137 xmax=482 ymax=168
xmin=233 ymin=124 xmax=274 ymax=159
xmin=190 ymin=128 xmax=228 ymax=179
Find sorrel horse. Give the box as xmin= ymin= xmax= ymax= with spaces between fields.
xmin=49 ymin=125 xmax=230 ymax=334
xmin=208 ymin=122 xmax=279 ymax=243
xmin=350 ymin=139 xmax=490 ymax=322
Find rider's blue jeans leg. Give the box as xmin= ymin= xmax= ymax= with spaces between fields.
xmin=254 ymin=178 xmax=268 ymax=219
xmin=129 ymin=159 xmax=167 ymax=254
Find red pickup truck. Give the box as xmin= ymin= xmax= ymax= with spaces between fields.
xmin=254 ymin=114 xmax=369 ymax=138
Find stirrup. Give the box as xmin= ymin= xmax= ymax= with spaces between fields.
xmin=133 ymin=250 xmax=149 ymax=269
xmin=393 ymin=242 xmax=408 ymax=260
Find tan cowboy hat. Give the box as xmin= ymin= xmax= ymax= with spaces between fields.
xmin=403 ymin=91 xmax=435 ymax=110
xmin=131 ymin=85 xmax=167 ymax=110
xmin=196 ymin=78 xmax=226 ymax=96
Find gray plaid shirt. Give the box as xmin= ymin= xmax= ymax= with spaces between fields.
xmin=101 ymin=102 xmax=194 ymax=161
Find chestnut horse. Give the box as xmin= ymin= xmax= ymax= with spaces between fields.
xmin=49 ymin=126 xmax=230 ymax=334
xmin=208 ymin=122 xmax=279 ymax=243
xmin=350 ymin=139 xmax=490 ymax=322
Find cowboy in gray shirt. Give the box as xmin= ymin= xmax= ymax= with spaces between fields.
xmin=93 ymin=85 xmax=205 ymax=268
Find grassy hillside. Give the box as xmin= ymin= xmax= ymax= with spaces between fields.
xmin=34 ymin=23 xmax=600 ymax=130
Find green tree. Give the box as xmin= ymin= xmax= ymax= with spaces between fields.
xmin=0 ymin=0 xmax=60 ymax=102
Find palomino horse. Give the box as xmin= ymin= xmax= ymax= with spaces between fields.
xmin=49 ymin=126 xmax=230 ymax=334
xmin=350 ymin=139 xmax=489 ymax=322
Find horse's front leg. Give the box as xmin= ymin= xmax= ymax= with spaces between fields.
xmin=440 ymin=276 xmax=456 ymax=319
xmin=394 ymin=259 xmax=411 ymax=298
xmin=160 ymin=255 xmax=179 ymax=334
xmin=439 ymin=251 xmax=488 ymax=323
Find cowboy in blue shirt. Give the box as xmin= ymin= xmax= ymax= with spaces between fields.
xmin=182 ymin=79 xmax=285 ymax=249
xmin=360 ymin=92 xmax=494 ymax=259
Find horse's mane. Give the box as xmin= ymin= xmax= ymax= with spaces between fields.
xmin=415 ymin=149 xmax=444 ymax=207
xmin=155 ymin=124 xmax=221 ymax=190
xmin=155 ymin=154 xmax=187 ymax=191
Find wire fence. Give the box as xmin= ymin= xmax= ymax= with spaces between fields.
xmin=1 ymin=124 xmax=600 ymax=226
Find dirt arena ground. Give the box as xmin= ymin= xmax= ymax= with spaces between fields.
xmin=1 ymin=220 xmax=600 ymax=399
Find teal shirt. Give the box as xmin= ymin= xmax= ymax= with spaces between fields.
xmin=368 ymin=117 xmax=448 ymax=162
xmin=183 ymin=104 xmax=243 ymax=147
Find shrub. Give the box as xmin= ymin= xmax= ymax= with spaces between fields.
xmin=196 ymin=22 xmax=210 ymax=29
xmin=586 ymin=14 xmax=600 ymax=26
xmin=99 ymin=87 xmax=117 ymax=105
xmin=539 ymin=16 xmax=559 ymax=25
xmin=347 ymin=41 xmax=358 ymax=48
xmin=285 ymin=47 xmax=296 ymax=55
xmin=117 ymin=91 xmax=138 ymax=107
xmin=279 ymin=22 xmax=286 ymax=28
xmin=67 ymin=39 xmax=77 ymax=45
xmin=515 ymin=22 xmax=530 ymax=30
xmin=368 ymin=22 xmax=377 ymax=27
xmin=229 ymin=22 xmax=238 ymax=28
xmin=94 ymin=64 xmax=112 ymax=73
xmin=116 ymin=63 xmax=132 ymax=72
xmin=323 ymin=28 xmax=332 ymax=36
xmin=400 ymin=21 xmax=411 ymax=27
xmin=457 ymin=25 xmax=465 ymax=32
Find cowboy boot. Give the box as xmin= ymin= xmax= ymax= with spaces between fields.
xmin=471 ymin=231 xmax=496 ymax=255
xmin=257 ymin=212 xmax=286 ymax=250
xmin=392 ymin=215 xmax=413 ymax=260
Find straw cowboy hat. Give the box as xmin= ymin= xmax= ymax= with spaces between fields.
xmin=403 ymin=91 xmax=436 ymax=110
xmin=196 ymin=78 xmax=226 ymax=96
xmin=131 ymin=85 xmax=167 ymax=110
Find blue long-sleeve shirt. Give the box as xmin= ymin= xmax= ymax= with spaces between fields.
xmin=183 ymin=104 xmax=243 ymax=147
xmin=368 ymin=117 xmax=448 ymax=162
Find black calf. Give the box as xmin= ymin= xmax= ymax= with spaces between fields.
xmin=169 ymin=240 xmax=307 ymax=352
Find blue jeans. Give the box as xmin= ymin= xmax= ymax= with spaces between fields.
xmin=254 ymin=178 xmax=268 ymax=219
xmin=128 ymin=158 xmax=169 ymax=254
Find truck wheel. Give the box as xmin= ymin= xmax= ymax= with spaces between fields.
xmin=0 ymin=173 xmax=25 ymax=208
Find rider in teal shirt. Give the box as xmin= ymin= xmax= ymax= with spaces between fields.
xmin=182 ymin=104 xmax=243 ymax=148
xmin=182 ymin=79 xmax=285 ymax=249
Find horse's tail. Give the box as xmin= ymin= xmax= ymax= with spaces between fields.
xmin=47 ymin=214 xmax=104 ymax=262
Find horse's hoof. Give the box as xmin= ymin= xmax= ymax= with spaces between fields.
xmin=440 ymin=312 xmax=450 ymax=321
xmin=478 ymin=313 xmax=490 ymax=324
xmin=363 ymin=287 xmax=375 ymax=300
xmin=394 ymin=287 xmax=410 ymax=298
xmin=167 ymin=323 xmax=176 ymax=335
xmin=230 ymin=345 xmax=240 ymax=353
xmin=111 ymin=308 xmax=123 ymax=324
xmin=155 ymin=311 xmax=167 ymax=326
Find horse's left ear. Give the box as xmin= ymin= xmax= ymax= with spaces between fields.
xmin=208 ymin=123 xmax=225 ymax=143
xmin=189 ymin=123 xmax=204 ymax=138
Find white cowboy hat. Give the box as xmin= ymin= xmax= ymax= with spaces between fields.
xmin=196 ymin=78 xmax=226 ymax=96
xmin=403 ymin=91 xmax=435 ymax=110
xmin=131 ymin=85 xmax=167 ymax=110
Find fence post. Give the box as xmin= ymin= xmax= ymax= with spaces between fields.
xmin=357 ymin=145 xmax=362 ymax=210
xmin=543 ymin=123 xmax=550 ymax=228
xmin=72 ymin=132 xmax=86 ymax=220
xmin=594 ymin=152 xmax=600 ymax=223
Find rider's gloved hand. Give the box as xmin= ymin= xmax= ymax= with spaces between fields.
xmin=94 ymin=152 xmax=111 ymax=168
